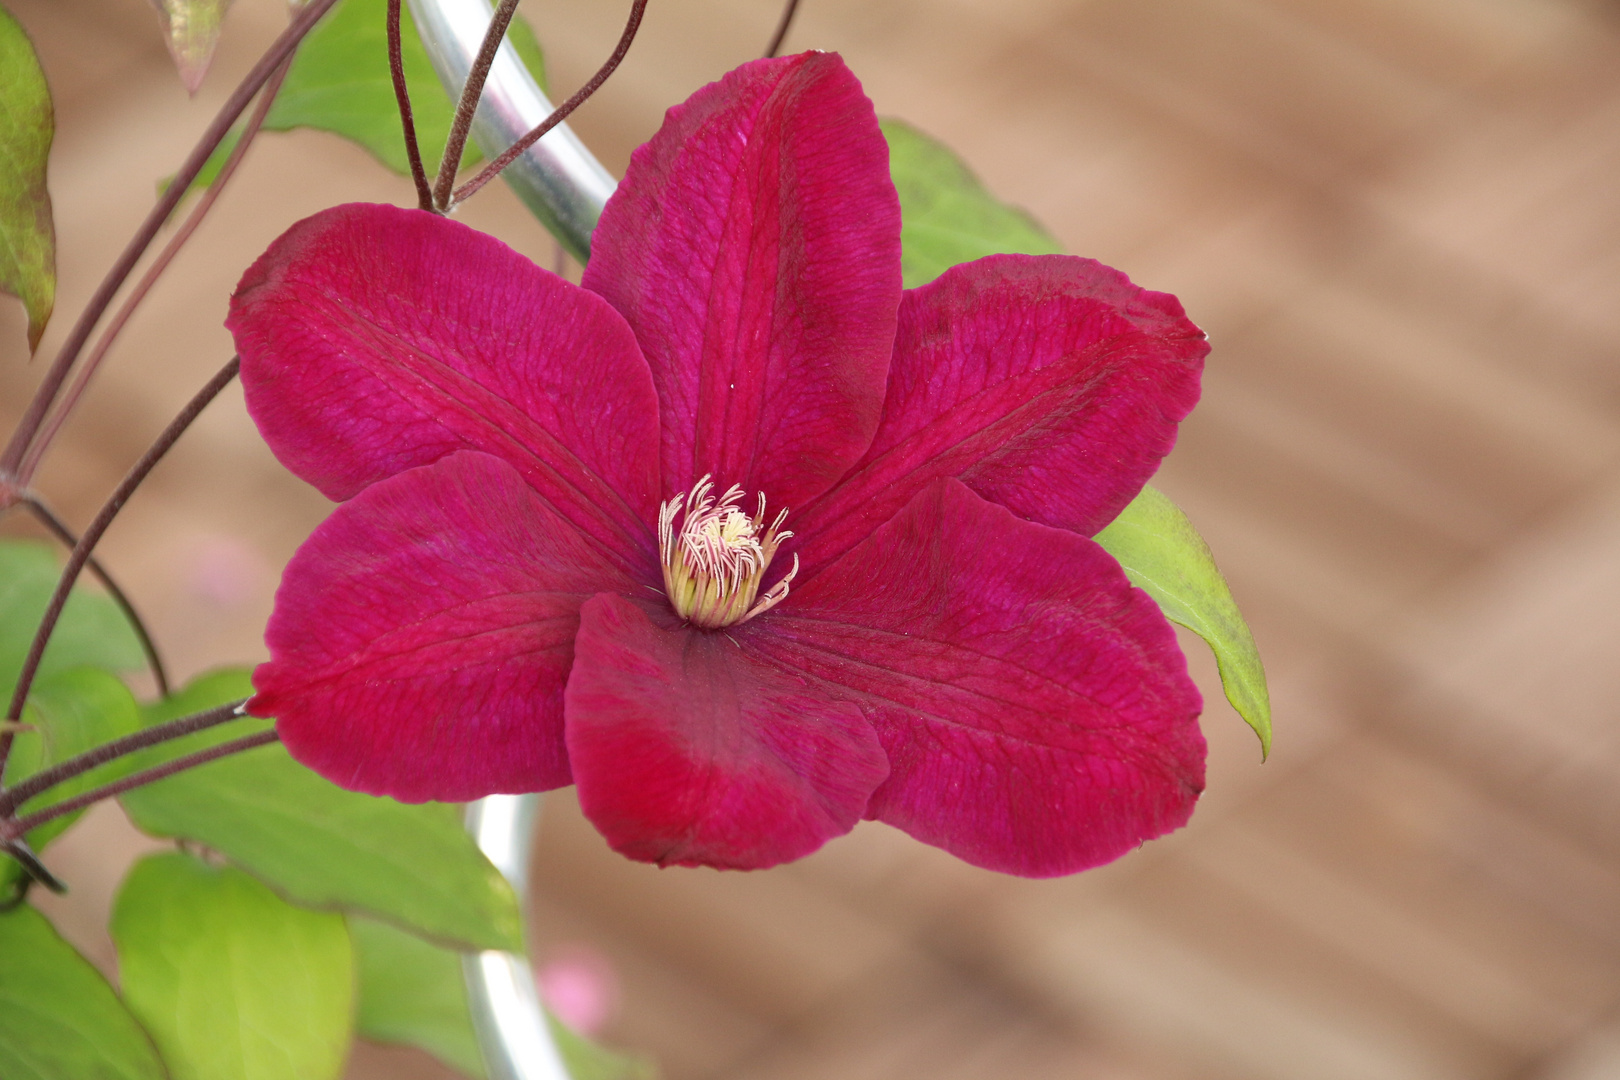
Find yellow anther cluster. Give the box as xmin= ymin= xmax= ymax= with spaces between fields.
xmin=658 ymin=476 xmax=797 ymax=629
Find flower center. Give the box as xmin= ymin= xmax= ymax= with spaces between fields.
xmin=658 ymin=476 xmax=798 ymax=629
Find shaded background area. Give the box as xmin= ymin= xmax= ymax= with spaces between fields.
xmin=5 ymin=0 xmax=1620 ymax=1076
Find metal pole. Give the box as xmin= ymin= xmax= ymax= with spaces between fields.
xmin=406 ymin=0 xmax=617 ymax=262
xmin=406 ymin=1 xmax=622 ymax=1074
xmin=462 ymin=796 xmax=570 ymax=1080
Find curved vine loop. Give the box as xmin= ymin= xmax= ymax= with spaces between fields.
xmin=405 ymin=0 xmax=618 ymax=1074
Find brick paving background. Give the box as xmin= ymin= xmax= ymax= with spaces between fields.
xmin=6 ymin=0 xmax=1620 ymax=1076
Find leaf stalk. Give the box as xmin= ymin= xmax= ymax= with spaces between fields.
xmin=389 ymin=0 xmax=436 ymax=210
xmin=0 ymin=699 xmax=247 ymax=816
xmin=0 ymin=0 xmax=338 ymax=481
xmin=15 ymin=57 xmax=293 ymax=487
xmin=2 ymin=730 xmax=280 ymax=843
xmin=433 ymin=0 xmax=524 ymax=210
xmin=0 ymin=358 xmax=241 ymax=775
xmin=18 ymin=495 xmax=171 ymax=697
xmin=450 ymin=0 xmax=648 ymax=207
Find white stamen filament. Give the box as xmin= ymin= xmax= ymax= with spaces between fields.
xmin=658 ymin=476 xmax=797 ymax=628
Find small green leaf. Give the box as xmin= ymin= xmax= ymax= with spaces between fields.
xmin=352 ymin=917 xmax=654 ymax=1080
xmin=1095 ymin=485 xmax=1271 ymax=756
xmin=181 ymin=0 xmax=547 ymax=190
xmin=882 ymin=117 xmax=1061 ymax=289
xmin=0 ymin=3 xmax=54 ymax=350
xmin=878 ymin=122 xmax=1267 ymax=752
xmin=151 ymin=0 xmax=233 ymax=93
xmin=267 ymin=0 xmax=460 ymax=175
xmin=502 ymin=16 xmax=548 ymax=96
xmin=120 ymin=670 xmax=524 ymax=952
xmin=1 ymin=668 xmax=142 ymax=891
xmin=112 ymin=852 xmax=353 ymax=1080
xmin=0 ymin=541 xmax=145 ymax=702
xmin=546 ymin=1015 xmax=656 ymax=1080
xmin=351 ymin=915 xmax=486 ymax=1078
xmin=0 ymin=543 xmax=143 ymax=889
xmin=0 ymin=903 xmax=166 ymax=1080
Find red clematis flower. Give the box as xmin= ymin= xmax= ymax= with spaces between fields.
xmin=228 ymin=52 xmax=1208 ymax=876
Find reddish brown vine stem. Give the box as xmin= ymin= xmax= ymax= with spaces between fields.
xmin=0 ymin=358 xmax=241 ymax=775
xmin=388 ymin=0 xmax=435 ymax=210
xmin=0 ymin=0 xmax=338 ymax=483
xmin=764 ymin=0 xmax=803 ymax=58
xmin=1 ymin=840 xmax=65 ymax=895
xmin=18 ymin=496 xmax=171 ymax=697
xmin=451 ymin=0 xmax=649 ymax=207
xmin=433 ymin=0 xmax=524 ymax=210
xmin=3 ymin=730 xmax=280 ymax=843
xmin=0 ymin=699 xmax=247 ymax=816
xmin=16 ymin=58 xmax=294 ymax=487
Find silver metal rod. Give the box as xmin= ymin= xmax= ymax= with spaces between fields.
xmin=409 ymin=1 xmax=623 ymax=1072
xmin=406 ymin=0 xmax=617 ymax=261
xmin=462 ymin=795 xmax=571 ymax=1080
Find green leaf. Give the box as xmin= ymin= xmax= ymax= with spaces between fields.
xmin=1 ymin=669 xmax=141 ymax=892
xmin=877 ymin=126 xmax=1267 ymax=752
xmin=502 ymin=16 xmax=548 ymax=96
xmin=151 ymin=0 xmax=232 ymax=93
xmin=120 ymin=670 xmax=524 ymax=953
xmin=0 ymin=3 xmax=54 ymax=350
xmin=882 ymin=117 xmax=1061 ymax=289
xmin=0 ymin=541 xmax=143 ymax=889
xmin=352 ymin=917 xmax=654 ymax=1080
xmin=0 ymin=541 xmax=145 ymax=702
xmin=1095 ymin=485 xmax=1271 ymax=756
xmin=184 ymin=0 xmax=547 ymax=189
xmin=546 ymin=1015 xmax=656 ymax=1080
xmin=351 ymin=915 xmax=486 ymax=1078
xmin=112 ymin=852 xmax=353 ymax=1080
xmin=0 ymin=903 xmax=166 ymax=1080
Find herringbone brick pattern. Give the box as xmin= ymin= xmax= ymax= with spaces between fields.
xmin=5 ymin=0 xmax=1620 ymax=1077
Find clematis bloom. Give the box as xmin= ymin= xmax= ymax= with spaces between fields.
xmin=228 ymin=52 xmax=1209 ymax=876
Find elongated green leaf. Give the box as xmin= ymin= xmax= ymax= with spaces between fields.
xmin=151 ymin=0 xmax=233 ymax=93
xmin=0 ymin=541 xmax=145 ymax=701
xmin=546 ymin=1015 xmax=656 ymax=1080
xmin=1 ymin=668 xmax=142 ymax=894
xmin=882 ymin=117 xmax=1061 ymax=289
xmin=120 ymin=669 xmax=523 ymax=952
xmin=873 ymin=140 xmax=1269 ymax=753
xmin=352 ymin=917 xmax=654 ymax=1080
xmin=351 ymin=915 xmax=486 ymax=1078
xmin=112 ymin=852 xmax=353 ymax=1080
xmin=1095 ymin=485 xmax=1271 ymax=755
xmin=0 ymin=541 xmax=146 ymax=890
xmin=185 ymin=0 xmax=547 ymax=189
xmin=0 ymin=903 xmax=166 ymax=1080
xmin=0 ymin=4 xmax=54 ymax=350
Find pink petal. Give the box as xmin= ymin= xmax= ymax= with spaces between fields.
xmin=582 ymin=53 xmax=901 ymax=511
xmin=229 ymin=203 xmax=662 ymax=575
xmin=794 ymin=255 xmax=1206 ymax=579
xmin=253 ymin=451 xmax=637 ymax=802
xmin=755 ymin=479 xmax=1204 ymax=877
xmin=563 ymin=594 xmax=888 ymax=870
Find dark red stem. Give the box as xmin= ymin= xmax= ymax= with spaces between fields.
xmin=433 ymin=0 xmax=523 ymax=209
xmin=452 ymin=0 xmax=648 ymax=206
xmin=2 ymin=730 xmax=279 ymax=841
xmin=16 ymin=58 xmax=293 ymax=486
xmin=1 ymin=841 xmax=65 ymax=895
xmin=0 ymin=699 xmax=246 ymax=816
xmin=19 ymin=496 xmax=170 ymax=697
xmin=0 ymin=0 xmax=338 ymax=480
xmin=389 ymin=0 xmax=435 ymax=210
xmin=0 ymin=358 xmax=241 ymax=775
xmin=764 ymin=0 xmax=802 ymax=58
